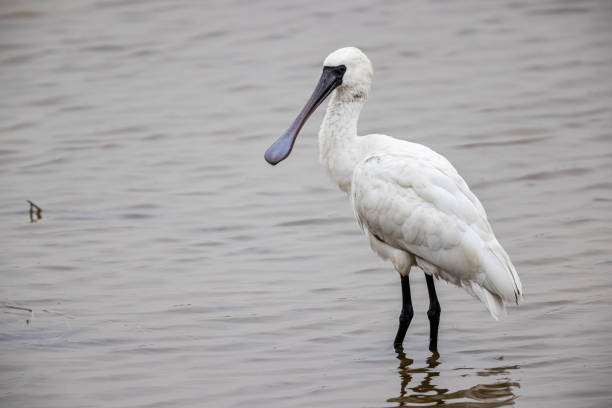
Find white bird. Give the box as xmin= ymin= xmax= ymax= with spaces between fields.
xmin=265 ymin=47 xmax=523 ymax=352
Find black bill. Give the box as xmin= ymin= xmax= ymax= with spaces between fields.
xmin=264 ymin=65 xmax=346 ymax=165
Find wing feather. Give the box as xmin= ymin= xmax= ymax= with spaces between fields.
xmin=351 ymin=149 xmax=523 ymax=317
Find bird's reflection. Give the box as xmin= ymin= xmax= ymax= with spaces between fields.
xmin=387 ymin=348 xmax=519 ymax=407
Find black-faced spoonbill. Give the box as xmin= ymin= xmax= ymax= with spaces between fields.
xmin=264 ymin=47 xmax=523 ymax=352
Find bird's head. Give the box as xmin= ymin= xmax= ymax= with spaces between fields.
xmin=323 ymin=47 xmax=373 ymax=100
xmin=264 ymin=47 xmax=372 ymax=165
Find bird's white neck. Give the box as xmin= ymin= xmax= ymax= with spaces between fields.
xmin=318 ymin=89 xmax=366 ymax=194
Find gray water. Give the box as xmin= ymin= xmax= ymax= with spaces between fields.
xmin=1 ymin=0 xmax=611 ymax=407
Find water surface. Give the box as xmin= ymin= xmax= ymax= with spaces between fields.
xmin=1 ymin=0 xmax=611 ymax=407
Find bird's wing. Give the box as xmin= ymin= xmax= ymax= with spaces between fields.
xmin=351 ymin=150 xmax=523 ymax=314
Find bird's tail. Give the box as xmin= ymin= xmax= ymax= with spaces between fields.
xmin=481 ymin=240 xmax=524 ymax=306
xmin=463 ymin=281 xmax=506 ymax=320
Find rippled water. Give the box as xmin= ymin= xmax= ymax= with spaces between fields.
xmin=1 ymin=0 xmax=611 ymax=407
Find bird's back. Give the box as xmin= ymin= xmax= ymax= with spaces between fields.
xmin=351 ymin=134 xmax=523 ymax=318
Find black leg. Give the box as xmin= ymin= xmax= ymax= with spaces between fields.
xmin=394 ymin=275 xmax=414 ymax=348
xmin=425 ymin=273 xmax=441 ymax=352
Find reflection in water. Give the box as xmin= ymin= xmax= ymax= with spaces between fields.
xmin=387 ymin=348 xmax=520 ymax=407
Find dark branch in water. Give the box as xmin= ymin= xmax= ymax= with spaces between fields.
xmin=6 ymin=304 xmax=33 ymax=325
xmin=27 ymin=200 xmax=42 ymax=223
xmin=6 ymin=304 xmax=33 ymax=313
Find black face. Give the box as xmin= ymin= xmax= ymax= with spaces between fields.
xmin=264 ymin=65 xmax=347 ymax=165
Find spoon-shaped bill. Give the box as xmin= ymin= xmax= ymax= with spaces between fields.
xmin=264 ymin=66 xmax=344 ymax=165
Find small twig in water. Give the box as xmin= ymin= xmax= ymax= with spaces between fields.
xmin=6 ymin=304 xmax=33 ymax=313
xmin=6 ymin=304 xmax=34 ymax=325
xmin=27 ymin=200 xmax=42 ymax=222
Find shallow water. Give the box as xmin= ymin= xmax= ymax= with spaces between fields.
xmin=1 ymin=0 xmax=611 ymax=407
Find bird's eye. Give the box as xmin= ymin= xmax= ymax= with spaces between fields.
xmin=337 ymin=65 xmax=347 ymax=75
